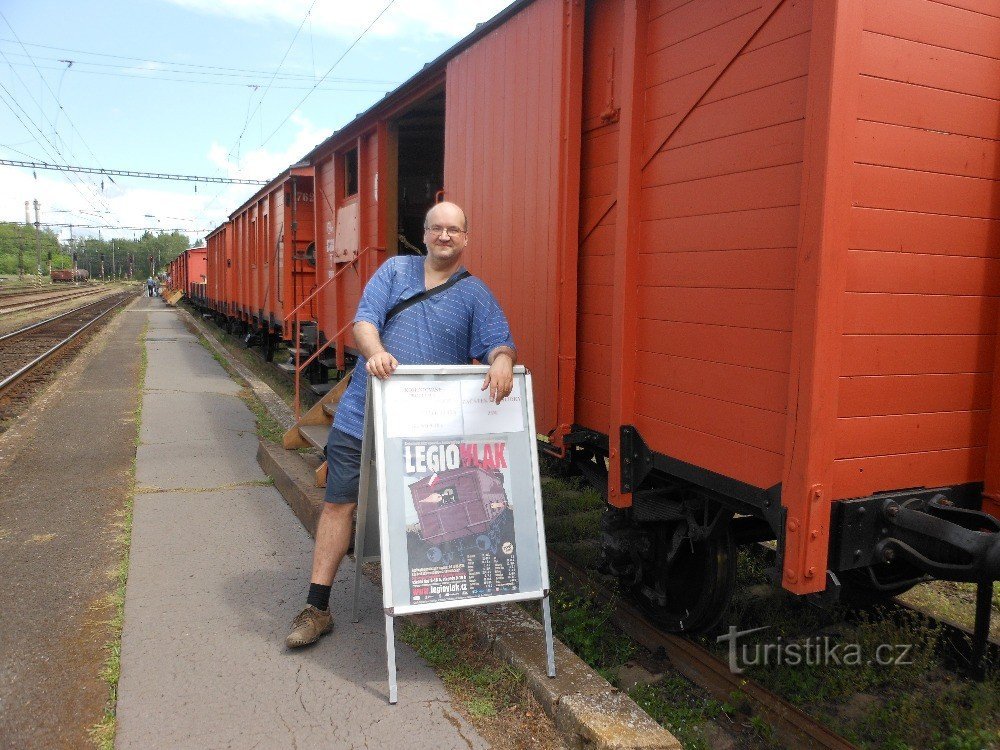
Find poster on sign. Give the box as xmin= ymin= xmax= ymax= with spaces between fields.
xmin=403 ymin=438 xmax=519 ymax=604
xmin=350 ymin=365 xmax=555 ymax=704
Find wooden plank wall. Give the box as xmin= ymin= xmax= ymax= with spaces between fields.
xmin=444 ymin=0 xmax=565 ymax=435
xmin=832 ymin=0 xmax=1000 ymax=499
xmin=575 ymin=0 xmax=624 ymax=436
xmin=629 ymin=0 xmax=810 ymax=489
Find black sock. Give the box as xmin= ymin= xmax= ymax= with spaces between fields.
xmin=307 ymin=583 xmax=331 ymax=611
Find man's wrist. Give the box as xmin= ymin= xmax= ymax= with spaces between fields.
xmin=488 ymin=347 xmax=516 ymax=365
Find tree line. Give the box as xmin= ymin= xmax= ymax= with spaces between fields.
xmin=0 ymin=222 xmax=195 ymax=278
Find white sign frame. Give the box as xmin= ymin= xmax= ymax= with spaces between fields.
xmin=350 ymin=364 xmax=555 ymax=704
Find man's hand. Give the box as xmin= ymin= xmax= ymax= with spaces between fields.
xmin=482 ymin=352 xmax=514 ymax=404
xmin=366 ymin=350 xmax=398 ymax=380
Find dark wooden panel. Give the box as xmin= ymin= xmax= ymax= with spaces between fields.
xmin=637 ymin=286 xmax=794 ymax=330
xmin=576 ymin=367 xmax=612 ymax=407
xmin=578 ymin=312 xmax=612 ymax=346
xmin=841 ymin=334 xmax=996 ymax=376
xmin=637 ymin=349 xmax=789 ymax=413
xmin=575 ymin=397 xmax=610 ymax=434
xmin=579 ymin=254 xmax=613 ymax=284
xmin=577 ymin=341 xmax=611 ymax=376
xmin=838 ymin=373 xmax=994 ymax=417
xmin=833 ymin=447 xmax=986 ymax=500
xmin=581 ymin=221 xmax=616 ymax=256
xmin=582 ymin=162 xmax=618 ymax=198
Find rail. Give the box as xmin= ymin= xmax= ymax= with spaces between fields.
xmin=546 ymin=550 xmax=859 ymax=750
xmin=0 ymin=290 xmax=136 ymax=397
xmin=282 ymin=246 xmax=384 ymax=419
xmin=0 ymin=295 xmax=126 ymax=344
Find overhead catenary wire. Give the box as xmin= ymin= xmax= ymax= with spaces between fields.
xmin=0 ymin=158 xmax=269 ymax=184
xmin=0 ymin=38 xmax=400 ymax=82
xmin=0 ymin=81 xmax=115 ymax=221
xmin=258 ymin=0 xmax=397 ymax=149
xmin=0 ymin=10 xmax=123 ymax=221
xmin=1 ymin=59 xmax=397 ymax=91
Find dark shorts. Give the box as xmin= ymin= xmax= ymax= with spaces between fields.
xmin=324 ymin=427 xmax=363 ymax=504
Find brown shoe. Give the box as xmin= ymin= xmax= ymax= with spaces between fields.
xmin=285 ymin=605 xmax=333 ymax=648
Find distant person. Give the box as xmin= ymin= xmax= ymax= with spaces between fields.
xmin=285 ymin=201 xmax=516 ymax=648
xmin=146 ymin=277 xmax=154 ymax=297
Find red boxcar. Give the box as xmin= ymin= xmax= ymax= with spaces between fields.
xmin=231 ymin=0 xmax=1000 ymax=634
xmin=223 ymin=164 xmax=317 ymax=346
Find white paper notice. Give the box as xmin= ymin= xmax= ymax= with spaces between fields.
xmin=460 ymin=377 xmax=525 ymax=434
xmin=384 ymin=380 xmax=464 ymax=438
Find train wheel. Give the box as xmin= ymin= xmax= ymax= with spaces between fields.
xmin=630 ymin=521 xmax=736 ymax=633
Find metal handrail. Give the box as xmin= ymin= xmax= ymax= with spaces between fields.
xmin=288 ymin=246 xmax=384 ymax=419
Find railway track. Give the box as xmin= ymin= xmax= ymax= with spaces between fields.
xmin=546 ymin=548 xmax=860 ymax=750
xmin=0 ymin=290 xmax=137 ymax=399
xmin=0 ymin=287 xmax=108 ymax=316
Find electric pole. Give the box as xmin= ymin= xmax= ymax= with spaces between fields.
xmin=70 ymin=224 xmax=77 ymax=284
xmin=33 ymin=199 xmax=41 ymax=276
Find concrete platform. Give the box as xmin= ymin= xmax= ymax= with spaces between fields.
xmin=116 ymin=303 xmax=487 ymax=750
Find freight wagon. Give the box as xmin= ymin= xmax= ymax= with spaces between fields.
xmin=207 ymin=164 xmax=317 ymax=360
xmin=217 ymin=0 xmax=1000 ymax=646
xmin=166 ymin=247 xmax=207 ymax=301
xmin=50 ymin=268 xmax=89 ymax=282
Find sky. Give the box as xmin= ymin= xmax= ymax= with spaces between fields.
xmin=0 ymin=0 xmax=515 ymax=244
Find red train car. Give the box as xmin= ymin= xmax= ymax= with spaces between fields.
xmin=222 ymin=164 xmax=317 ymax=356
xmin=205 ymin=223 xmax=230 ymax=316
xmin=237 ymin=0 xmax=1000 ymax=636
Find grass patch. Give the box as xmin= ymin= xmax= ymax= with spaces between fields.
xmin=399 ymin=615 xmax=524 ymax=723
xmin=89 ymin=319 xmax=146 ymax=748
xmin=238 ymin=387 xmax=284 ymax=444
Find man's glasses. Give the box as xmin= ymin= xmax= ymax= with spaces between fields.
xmin=424 ymin=225 xmax=467 ymax=237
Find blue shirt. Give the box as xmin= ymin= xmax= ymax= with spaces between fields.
xmin=333 ymin=255 xmax=515 ymax=439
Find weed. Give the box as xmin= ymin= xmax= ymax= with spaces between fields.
xmin=238 ymin=387 xmax=284 ymax=443
xmin=549 ymin=585 xmax=633 ymax=669
xmin=398 ymin=616 xmax=524 ymax=725
xmin=88 ymin=319 xmax=144 ymax=749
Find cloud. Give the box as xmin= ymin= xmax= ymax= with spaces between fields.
xmin=159 ymin=0 xmax=515 ymax=41
xmin=0 ymin=114 xmax=332 ymax=243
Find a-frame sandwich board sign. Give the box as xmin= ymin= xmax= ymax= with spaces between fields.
xmin=351 ymin=364 xmax=555 ymax=704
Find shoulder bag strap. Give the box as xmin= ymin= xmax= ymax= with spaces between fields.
xmin=383 ymin=270 xmax=472 ymax=327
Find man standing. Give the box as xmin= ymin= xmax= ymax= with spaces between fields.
xmin=286 ymin=201 xmax=516 ymax=648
